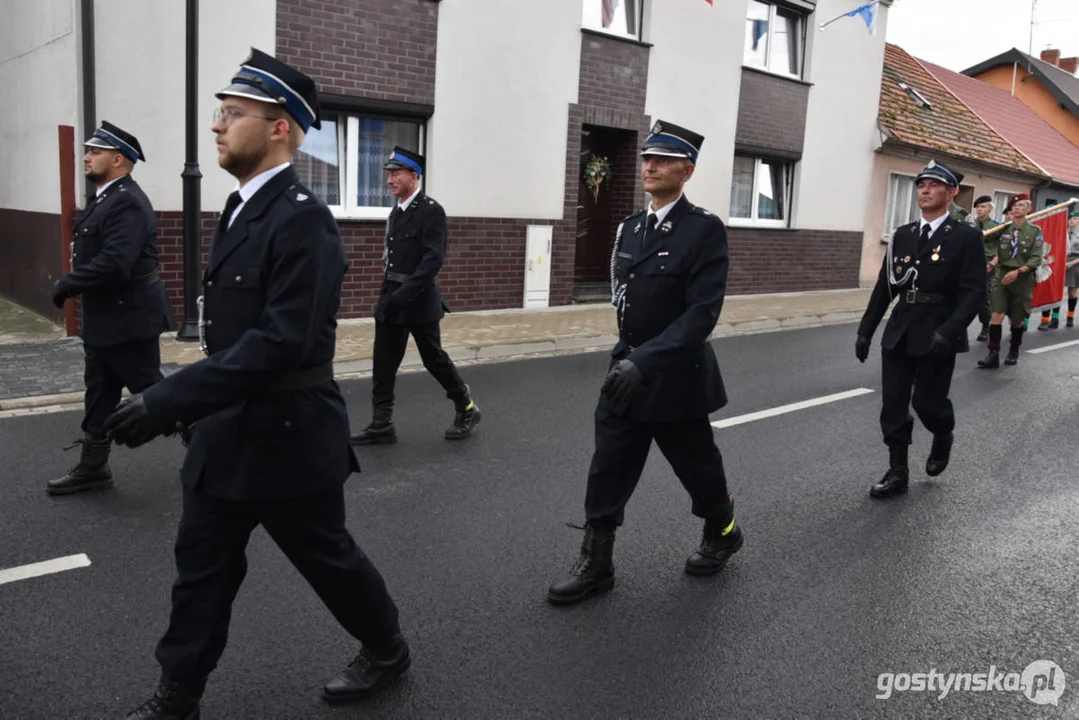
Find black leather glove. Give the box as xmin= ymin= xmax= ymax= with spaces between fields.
xmin=104 ymin=393 xmax=169 ymax=448
xmin=51 ymin=279 xmax=70 ymax=309
xmin=929 ymin=332 xmax=951 ymax=358
xmin=855 ymin=335 xmax=871 ymax=363
xmin=601 ymin=359 xmax=644 ymax=406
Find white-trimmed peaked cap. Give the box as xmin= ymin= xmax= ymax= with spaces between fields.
xmin=216 ymin=48 xmax=321 ymax=132
xmin=640 ymin=120 xmax=704 ymax=162
xmin=84 ymin=121 xmax=145 ymax=162
xmin=915 ymin=159 xmax=962 ymax=189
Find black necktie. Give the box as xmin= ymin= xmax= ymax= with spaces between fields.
xmin=919 ymin=222 xmax=932 ymax=254
xmin=644 ymin=214 xmax=658 ymax=245
xmin=220 ymin=191 xmax=242 ymax=232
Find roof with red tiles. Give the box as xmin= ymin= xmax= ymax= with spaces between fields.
xmin=924 ymin=59 xmax=1079 ymax=188
xmin=878 ymin=44 xmax=1044 ymax=178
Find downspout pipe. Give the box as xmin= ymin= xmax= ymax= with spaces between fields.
xmin=178 ymin=0 xmax=202 ymax=340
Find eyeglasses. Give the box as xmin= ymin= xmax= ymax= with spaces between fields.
xmin=212 ymin=106 xmax=279 ymax=127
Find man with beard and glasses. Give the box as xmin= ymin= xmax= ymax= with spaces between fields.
xmin=856 ymin=160 xmax=986 ymax=498
xmin=104 ymin=49 xmax=409 ymax=718
xmin=547 ymin=120 xmax=743 ymax=606
xmin=47 ymin=121 xmax=173 ymax=496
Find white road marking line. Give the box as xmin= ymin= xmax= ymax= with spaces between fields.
xmin=711 ymin=388 xmax=875 ymax=430
xmin=0 ymin=553 xmax=91 ymax=586
xmin=1027 ymin=339 xmax=1079 ymax=354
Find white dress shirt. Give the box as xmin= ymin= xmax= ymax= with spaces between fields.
xmin=228 ymin=162 xmax=292 ymax=229
xmin=647 ymin=194 xmax=683 ymax=228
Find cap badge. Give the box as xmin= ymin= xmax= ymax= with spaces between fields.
xmin=927 ymin=160 xmax=936 ymax=169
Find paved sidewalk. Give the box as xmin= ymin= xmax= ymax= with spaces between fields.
xmin=0 ymin=287 xmax=870 ymax=409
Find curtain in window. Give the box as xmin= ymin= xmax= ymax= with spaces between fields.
xmin=357 ymin=118 xmax=422 ymax=208
xmin=292 ymin=116 xmax=340 ymax=206
xmin=730 ymin=157 xmax=755 ymax=218
xmin=758 ymin=159 xmax=787 ymax=220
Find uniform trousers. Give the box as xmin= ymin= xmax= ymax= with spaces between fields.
xmin=82 ymin=338 xmax=163 ymax=436
xmin=880 ymin=346 xmax=956 ymax=447
xmin=585 ymin=399 xmax=732 ymax=528
xmin=371 ymin=320 xmax=467 ymax=411
xmin=156 ymin=485 xmax=401 ymax=681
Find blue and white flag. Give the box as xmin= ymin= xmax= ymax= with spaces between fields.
xmin=845 ymin=1 xmax=879 ymax=34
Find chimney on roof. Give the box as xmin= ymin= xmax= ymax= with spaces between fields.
xmin=1059 ymin=57 xmax=1078 ymax=74
xmin=1040 ymin=48 xmax=1061 ymax=66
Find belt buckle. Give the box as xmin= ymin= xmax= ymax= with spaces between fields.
xmin=905 ymin=290 xmax=917 ymax=304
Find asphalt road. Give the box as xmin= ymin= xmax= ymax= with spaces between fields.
xmin=2 ymin=322 xmax=1077 ymax=719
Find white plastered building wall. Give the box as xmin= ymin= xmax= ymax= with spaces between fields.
xmin=796 ymin=0 xmax=890 ymax=232
xmin=92 ymin=0 xmax=276 ymax=212
xmin=428 ymin=0 xmax=582 ymax=219
xmin=0 ymin=0 xmax=80 ymax=214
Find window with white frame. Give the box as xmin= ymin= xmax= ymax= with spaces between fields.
xmin=582 ymin=0 xmax=642 ymax=41
xmin=730 ymin=156 xmax=793 ymax=224
xmin=992 ymin=191 xmax=1016 ymax=222
xmin=744 ymin=0 xmax=804 ymax=77
xmin=292 ymin=111 xmax=425 ymax=219
xmin=883 ymin=173 xmax=920 ymax=238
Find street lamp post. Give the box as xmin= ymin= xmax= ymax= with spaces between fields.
xmin=177 ymin=0 xmax=202 ymax=340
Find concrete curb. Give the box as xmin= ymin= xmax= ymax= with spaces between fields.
xmin=1 ymin=310 xmax=859 ymax=411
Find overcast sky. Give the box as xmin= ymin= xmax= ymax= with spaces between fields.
xmin=884 ymin=0 xmax=1079 ymax=72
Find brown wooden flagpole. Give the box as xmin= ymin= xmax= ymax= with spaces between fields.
xmin=983 ymin=198 xmax=1078 ymax=237
xmin=57 ymin=124 xmax=77 ymax=337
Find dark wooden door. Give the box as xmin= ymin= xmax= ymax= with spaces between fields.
xmin=575 ymin=129 xmax=613 ymax=283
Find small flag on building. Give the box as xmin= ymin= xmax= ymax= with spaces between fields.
xmin=820 ymin=1 xmax=880 ymax=34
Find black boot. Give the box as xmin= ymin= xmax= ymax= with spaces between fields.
xmin=322 ymin=634 xmax=410 ymax=703
xmin=975 ymin=324 xmax=989 ymax=342
xmin=685 ymin=498 xmax=744 ymax=576
xmin=1004 ymin=328 xmax=1023 ymax=365
xmin=977 ymin=349 xmax=1000 ymax=369
xmin=46 ymin=433 xmax=113 ymax=496
xmin=351 ymin=404 xmax=397 ymax=445
xmin=124 ymin=675 xmax=204 ymax=720
xmin=925 ymin=432 xmax=953 ymax=477
xmin=1048 ymin=317 xmax=1060 ymax=329
xmin=445 ymin=386 xmax=481 ymax=440
xmin=870 ymin=446 xmax=909 ymax=498
xmin=1068 ymin=317 xmax=1075 ymax=328
xmin=547 ymin=524 xmax=615 ymax=606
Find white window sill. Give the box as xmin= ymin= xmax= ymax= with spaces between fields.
xmin=728 ymin=218 xmax=789 ymax=229
xmin=740 ymin=64 xmax=807 ymax=85
xmin=329 ymin=207 xmax=392 ymax=222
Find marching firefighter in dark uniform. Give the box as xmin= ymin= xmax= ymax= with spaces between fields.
xmin=350 ymin=146 xmax=481 ymax=445
xmin=978 ymin=192 xmax=1043 ymax=368
xmin=47 ymin=121 xmax=172 ymax=496
xmin=547 ymin=120 xmax=743 ymax=606
xmin=104 ymin=49 xmax=409 ymax=718
xmin=969 ymin=195 xmax=999 ymax=342
xmin=856 ymin=160 xmax=986 ymax=498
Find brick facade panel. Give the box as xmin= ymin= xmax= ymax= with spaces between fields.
xmin=276 ymin=0 xmax=438 ymax=104
xmin=726 ymin=228 xmax=862 ymax=293
xmin=578 ymin=34 xmax=649 ymax=115
xmin=735 ymin=68 xmax=810 ymax=159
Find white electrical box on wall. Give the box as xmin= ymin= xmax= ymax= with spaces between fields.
xmin=523 ymin=225 xmax=553 ymax=308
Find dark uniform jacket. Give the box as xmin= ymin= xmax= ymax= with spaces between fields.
xmin=65 ymin=175 xmax=172 ymax=346
xmin=141 ymin=166 xmax=359 ymax=501
xmin=376 ymin=191 xmax=448 ymax=326
xmin=858 ymin=217 xmax=986 ymax=356
xmin=608 ymin=195 xmax=728 ymax=423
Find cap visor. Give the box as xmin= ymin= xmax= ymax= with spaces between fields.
xmin=84 ymin=137 xmax=118 ymax=150
xmin=216 ymin=82 xmax=280 ymax=104
xmin=640 ymin=148 xmax=692 ymax=158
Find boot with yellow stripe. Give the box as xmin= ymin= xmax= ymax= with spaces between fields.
xmin=685 ymin=496 xmax=744 ymax=576
xmin=445 ymin=385 xmax=481 ymax=440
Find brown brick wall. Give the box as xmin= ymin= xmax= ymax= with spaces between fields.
xmin=0 ymin=209 xmax=64 ymax=320
xmin=578 ymin=32 xmax=650 ymax=114
xmin=726 ymin=227 xmax=862 ymax=293
xmin=735 ymin=68 xmax=810 ymax=161
xmin=276 ymin=0 xmax=439 ymax=103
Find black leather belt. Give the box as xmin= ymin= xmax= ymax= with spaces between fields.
xmin=263 ymin=362 xmax=334 ymax=392
xmin=384 ymin=271 xmax=409 ymax=283
xmin=903 ymin=290 xmax=948 ymax=305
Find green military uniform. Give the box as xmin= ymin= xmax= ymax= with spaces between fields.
xmin=948 ymin=203 xmax=970 ymax=224
xmin=990 ymin=221 xmax=1044 ymax=324
xmin=971 ymin=215 xmax=1000 ymax=338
